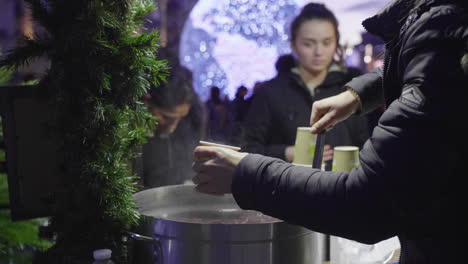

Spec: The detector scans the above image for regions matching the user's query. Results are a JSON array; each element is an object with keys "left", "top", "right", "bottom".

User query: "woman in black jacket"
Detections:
[
  {"left": 241, "top": 3, "right": 369, "bottom": 167},
  {"left": 192, "top": 0, "right": 468, "bottom": 263}
]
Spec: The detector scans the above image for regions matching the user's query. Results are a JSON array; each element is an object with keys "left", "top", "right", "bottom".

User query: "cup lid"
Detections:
[
  {"left": 334, "top": 146, "right": 359, "bottom": 151},
  {"left": 296, "top": 127, "right": 312, "bottom": 131}
]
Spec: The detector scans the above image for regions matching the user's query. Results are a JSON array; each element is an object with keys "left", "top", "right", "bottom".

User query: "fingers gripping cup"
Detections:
[
  {"left": 332, "top": 146, "right": 360, "bottom": 172},
  {"left": 197, "top": 141, "right": 240, "bottom": 161},
  {"left": 292, "top": 127, "right": 317, "bottom": 166}
]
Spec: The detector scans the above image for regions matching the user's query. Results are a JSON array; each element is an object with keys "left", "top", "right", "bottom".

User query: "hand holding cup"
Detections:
[{"left": 192, "top": 141, "right": 247, "bottom": 195}]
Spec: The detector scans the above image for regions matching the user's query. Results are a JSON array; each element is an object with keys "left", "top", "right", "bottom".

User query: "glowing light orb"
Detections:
[{"left": 180, "top": 0, "right": 387, "bottom": 100}]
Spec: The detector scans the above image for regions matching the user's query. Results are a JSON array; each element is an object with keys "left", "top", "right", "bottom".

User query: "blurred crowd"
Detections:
[
  {"left": 135, "top": 3, "right": 383, "bottom": 189},
  {"left": 0, "top": 0, "right": 382, "bottom": 189}
]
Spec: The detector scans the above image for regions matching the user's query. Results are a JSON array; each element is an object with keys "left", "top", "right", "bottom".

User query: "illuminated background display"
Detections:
[{"left": 180, "top": 0, "right": 387, "bottom": 100}]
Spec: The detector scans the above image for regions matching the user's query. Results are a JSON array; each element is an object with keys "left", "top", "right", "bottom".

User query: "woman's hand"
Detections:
[
  {"left": 192, "top": 146, "right": 248, "bottom": 195},
  {"left": 310, "top": 90, "right": 361, "bottom": 134}
]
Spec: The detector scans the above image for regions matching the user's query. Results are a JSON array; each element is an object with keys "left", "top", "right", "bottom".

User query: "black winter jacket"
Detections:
[
  {"left": 134, "top": 96, "right": 206, "bottom": 188},
  {"left": 241, "top": 64, "right": 369, "bottom": 164},
  {"left": 232, "top": 1, "right": 468, "bottom": 263}
]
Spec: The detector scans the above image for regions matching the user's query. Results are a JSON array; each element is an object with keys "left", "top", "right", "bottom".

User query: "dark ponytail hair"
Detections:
[
  {"left": 290, "top": 3, "right": 343, "bottom": 65},
  {"left": 147, "top": 65, "right": 194, "bottom": 109}
]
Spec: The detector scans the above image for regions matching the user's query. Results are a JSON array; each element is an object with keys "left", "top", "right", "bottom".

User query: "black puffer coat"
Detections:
[
  {"left": 134, "top": 96, "right": 206, "bottom": 188},
  {"left": 232, "top": 1, "right": 468, "bottom": 263}
]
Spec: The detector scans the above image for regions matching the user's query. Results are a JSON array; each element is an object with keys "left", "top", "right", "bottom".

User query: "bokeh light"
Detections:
[{"left": 180, "top": 0, "right": 387, "bottom": 100}]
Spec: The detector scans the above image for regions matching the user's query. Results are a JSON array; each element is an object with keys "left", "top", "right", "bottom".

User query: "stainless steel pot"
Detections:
[{"left": 132, "top": 185, "right": 325, "bottom": 264}]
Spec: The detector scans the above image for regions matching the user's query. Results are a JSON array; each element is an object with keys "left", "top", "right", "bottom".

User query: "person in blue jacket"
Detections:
[{"left": 192, "top": 0, "right": 468, "bottom": 263}]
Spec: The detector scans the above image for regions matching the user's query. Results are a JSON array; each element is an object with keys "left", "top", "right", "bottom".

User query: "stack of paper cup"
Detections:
[
  {"left": 332, "top": 146, "right": 359, "bottom": 172},
  {"left": 292, "top": 127, "right": 317, "bottom": 166}
]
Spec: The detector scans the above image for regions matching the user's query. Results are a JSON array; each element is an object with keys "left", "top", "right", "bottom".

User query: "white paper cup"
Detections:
[
  {"left": 197, "top": 141, "right": 240, "bottom": 161},
  {"left": 199, "top": 141, "right": 240, "bottom": 151},
  {"left": 332, "top": 146, "right": 359, "bottom": 172},
  {"left": 292, "top": 127, "right": 317, "bottom": 166}
]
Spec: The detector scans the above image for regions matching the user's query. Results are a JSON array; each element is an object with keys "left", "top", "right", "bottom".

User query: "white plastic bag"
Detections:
[{"left": 330, "top": 236, "right": 400, "bottom": 264}]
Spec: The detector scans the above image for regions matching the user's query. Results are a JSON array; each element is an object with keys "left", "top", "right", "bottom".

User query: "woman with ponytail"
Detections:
[{"left": 241, "top": 3, "right": 368, "bottom": 169}]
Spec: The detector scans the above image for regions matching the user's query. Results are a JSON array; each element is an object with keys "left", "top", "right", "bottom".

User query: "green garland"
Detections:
[
  {"left": 0, "top": 171, "right": 53, "bottom": 257},
  {"left": 0, "top": 0, "right": 167, "bottom": 262},
  {"left": 0, "top": 68, "right": 11, "bottom": 85}
]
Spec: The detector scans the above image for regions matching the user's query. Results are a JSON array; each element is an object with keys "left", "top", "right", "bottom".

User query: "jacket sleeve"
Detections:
[
  {"left": 232, "top": 152, "right": 396, "bottom": 244},
  {"left": 240, "top": 86, "right": 288, "bottom": 159},
  {"left": 347, "top": 114, "right": 370, "bottom": 150},
  {"left": 346, "top": 67, "right": 384, "bottom": 114}
]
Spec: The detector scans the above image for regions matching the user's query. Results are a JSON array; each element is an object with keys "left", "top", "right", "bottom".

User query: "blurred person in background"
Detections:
[
  {"left": 274, "top": 53, "right": 296, "bottom": 75},
  {"left": 247, "top": 80, "right": 267, "bottom": 104},
  {"left": 192, "top": 0, "right": 468, "bottom": 262},
  {"left": 241, "top": 3, "right": 369, "bottom": 169},
  {"left": 134, "top": 64, "right": 206, "bottom": 188},
  {"left": 205, "top": 85, "right": 231, "bottom": 143},
  {"left": 230, "top": 85, "right": 250, "bottom": 145}
]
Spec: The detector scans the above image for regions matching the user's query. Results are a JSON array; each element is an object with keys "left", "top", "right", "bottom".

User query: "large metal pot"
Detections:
[{"left": 132, "top": 185, "right": 325, "bottom": 264}]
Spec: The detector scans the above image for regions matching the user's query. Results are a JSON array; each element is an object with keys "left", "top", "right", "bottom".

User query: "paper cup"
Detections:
[
  {"left": 292, "top": 127, "right": 317, "bottom": 165},
  {"left": 197, "top": 141, "right": 240, "bottom": 161},
  {"left": 199, "top": 141, "right": 240, "bottom": 151},
  {"left": 332, "top": 146, "right": 359, "bottom": 172}
]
